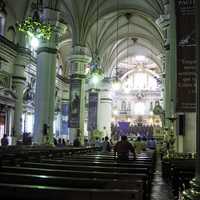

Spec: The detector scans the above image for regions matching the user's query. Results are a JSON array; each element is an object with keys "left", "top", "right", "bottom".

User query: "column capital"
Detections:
[
  {"left": 15, "top": 46, "right": 31, "bottom": 65},
  {"left": 88, "top": 88, "right": 101, "bottom": 93},
  {"left": 69, "top": 46, "right": 91, "bottom": 64},
  {"left": 68, "top": 46, "right": 91, "bottom": 75},
  {"left": 36, "top": 8, "right": 60, "bottom": 49},
  {"left": 68, "top": 54, "right": 91, "bottom": 65}
]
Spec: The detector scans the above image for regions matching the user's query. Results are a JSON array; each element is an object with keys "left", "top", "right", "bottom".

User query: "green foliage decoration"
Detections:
[
  {"left": 90, "top": 66, "right": 104, "bottom": 76},
  {"left": 18, "top": 17, "right": 53, "bottom": 40},
  {"left": 91, "top": 129, "right": 103, "bottom": 140}
]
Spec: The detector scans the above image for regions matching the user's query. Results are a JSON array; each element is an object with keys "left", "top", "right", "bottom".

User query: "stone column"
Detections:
[
  {"left": 156, "top": 2, "right": 179, "bottom": 154},
  {"left": 164, "top": 26, "right": 172, "bottom": 127},
  {"left": 156, "top": 6, "right": 172, "bottom": 128},
  {"left": 5, "top": 108, "right": 12, "bottom": 136},
  {"left": 13, "top": 46, "right": 30, "bottom": 141},
  {"left": 33, "top": 9, "right": 59, "bottom": 145},
  {"left": 97, "top": 79, "right": 112, "bottom": 138},
  {"left": 87, "top": 88, "right": 100, "bottom": 141},
  {"left": 169, "top": 0, "right": 177, "bottom": 116},
  {"left": 61, "top": 89, "right": 70, "bottom": 139},
  {"left": 68, "top": 46, "right": 91, "bottom": 145}
]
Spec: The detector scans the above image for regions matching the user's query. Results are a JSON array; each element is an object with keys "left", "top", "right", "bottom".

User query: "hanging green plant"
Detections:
[
  {"left": 90, "top": 67, "right": 104, "bottom": 76},
  {"left": 17, "top": 17, "right": 53, "bottom": 40}
]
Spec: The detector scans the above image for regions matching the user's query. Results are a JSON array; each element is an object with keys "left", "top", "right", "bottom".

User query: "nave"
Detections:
[
  {"left": 0, "top": 0, "right": 200, "bottom": 199},
  {"left": 0, "top": 145, "right": 156, "bottom": 200}
]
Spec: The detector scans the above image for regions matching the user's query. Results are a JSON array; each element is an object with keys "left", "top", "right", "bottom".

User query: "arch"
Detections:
[{"left": 7, "top": 26, "right": 16, "bottom": 42}]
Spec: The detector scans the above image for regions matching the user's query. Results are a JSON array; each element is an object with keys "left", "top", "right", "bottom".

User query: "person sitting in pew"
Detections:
[
  {"left": 57, "top": 138, "right": 65, "bottom": 147},
  {"left": 101, "top": 136, "right": 111, "bottom": 152},
  {"left": 114, "top": 135, "right": 136, "bottom": 161}
]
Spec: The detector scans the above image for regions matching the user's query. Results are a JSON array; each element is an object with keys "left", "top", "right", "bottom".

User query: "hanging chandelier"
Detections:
[
  {"left": 122, "top": 13, "right": 132, "bottom": 94},
  {"left": 17, "top": 1, "right": 53, "bottom": 41},
  {"left": 89, "top": 0, "right": 104, "bottom": 85},
  {"left": 112, "top": 0, "right": 121, "bottom": 91}
]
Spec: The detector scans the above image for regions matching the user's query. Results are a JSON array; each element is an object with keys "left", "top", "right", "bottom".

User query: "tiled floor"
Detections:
[{"left": 150, "top": 157, "right": 175, "bottom": 200}]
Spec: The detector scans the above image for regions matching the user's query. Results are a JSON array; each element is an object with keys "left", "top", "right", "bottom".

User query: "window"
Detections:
[
  {"left": 121, "top": 100, "right": 126, "bottom": 111},
  {"left": 0, "top": 12, "right": 6, "bottom": 36}
]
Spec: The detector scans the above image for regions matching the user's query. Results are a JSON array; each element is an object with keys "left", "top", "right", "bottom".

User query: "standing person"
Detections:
[
  {"left": 114, "top": 135, "right": 136, "bottom": 161},
  {"left": 147, "top": 137, "right": 156, "bottom": 149},
  {"left": 134, "top": 136, "right": 146, "bottom": 154},
  {"left": 53, "top": 137, "right": 58, "bottom": 146},
  {"left": 1, "top": 134, "right": 9, "bottom": 146},
  {"left": 57, "top": 138, "right": 65, "bottom": 147},
  {"left": 73, "top": 137, "right": 81, "bottom": 147},
  {"left": 94, "top": 137, "right": 101, "bottom": 148},
  {"left": 62, "top": 138, "right": 66, "bottom": 146},
  {"left": 101, "top": 136, "right": 111, "bottom": 152}
]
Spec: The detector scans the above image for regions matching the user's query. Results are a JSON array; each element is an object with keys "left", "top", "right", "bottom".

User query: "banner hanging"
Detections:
[
  {"left": 87, "top": 92, "right": 98, "bottom": 131},
  {"left": 69, "top": 79, "right": 81, "bottom": 128},
  {"left": 176, "top": 0, "right": 196, "bottom": 112}
]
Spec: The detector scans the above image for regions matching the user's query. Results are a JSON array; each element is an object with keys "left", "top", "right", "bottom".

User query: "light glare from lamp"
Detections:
[
  {"left": 31, "top": 37, "right": 39, "bottom": 49},
  {"left": 134, "top": 102, "right": 145, "bottom": 115},
  {"left": 112, "top": 81, "right": 121, "bottom": 91},
  {"left": 91, "top": 74, "right": 100, "bottom": 85},
  {"left": 113, "top": 109, "right": 118, "bottom": 116}
]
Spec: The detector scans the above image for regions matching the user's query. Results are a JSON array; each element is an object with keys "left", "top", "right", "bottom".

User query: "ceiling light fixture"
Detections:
[{"left": 112, "top": 0, "right": 121, "bottom": 91}]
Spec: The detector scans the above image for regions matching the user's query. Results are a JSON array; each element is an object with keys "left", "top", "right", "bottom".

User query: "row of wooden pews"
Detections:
[
  {"left": 162, "top": 157, "right": 195, "bottom": 198},
  {"left": 0, "top": 146, "right": 155, "bottom": 200},
  {"left": 0, "top": 145, "right": 97, "bottom": 165}
]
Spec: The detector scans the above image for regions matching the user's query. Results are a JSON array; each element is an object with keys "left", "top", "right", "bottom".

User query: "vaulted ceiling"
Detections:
[{"left": 4, "top": 0, "right": 167, "bottom": 78}]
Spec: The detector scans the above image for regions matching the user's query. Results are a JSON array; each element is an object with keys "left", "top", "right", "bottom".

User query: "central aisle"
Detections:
[{"left": 150, "top": 156, "right": 174, "bottom": 200}]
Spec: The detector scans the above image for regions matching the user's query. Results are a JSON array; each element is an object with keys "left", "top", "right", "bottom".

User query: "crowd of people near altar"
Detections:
[
  {"left": 1, "top": 124, "right": 157, "bottom": 161},
  {"left": 111, "top": 123, "right": 155, "bottom": 140},
  {"left": 92, "top": 135, "right": 156, "bottom": 153}
]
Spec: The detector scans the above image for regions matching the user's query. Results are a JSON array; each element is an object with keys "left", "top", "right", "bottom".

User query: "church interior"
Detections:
[{"left": 0, "top": 0, "right": 200, "bottom": 199}]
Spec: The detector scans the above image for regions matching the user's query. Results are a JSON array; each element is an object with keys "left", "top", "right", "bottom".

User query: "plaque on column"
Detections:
[
  {"left": 176, "top": 0, "right": 196, "bottom": 112},
  {"left": 69, "top": 79, "right": 81, "bottom": 128},
  {"left": 87, "top": 92, "right": 98, "bottom": 131}
]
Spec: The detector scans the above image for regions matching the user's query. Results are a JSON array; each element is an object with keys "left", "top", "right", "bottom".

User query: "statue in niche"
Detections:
[
  {"left": 153, "top": 101, "right": 163, "bottom": 115},
  {"left": 23, "top": 78, "right": 35, "bottom": 102},
  {"left": 71, "top": 92, "right": 80, "bottom": 115}
]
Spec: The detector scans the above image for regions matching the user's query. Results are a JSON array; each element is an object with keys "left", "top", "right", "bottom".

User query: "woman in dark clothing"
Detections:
[{"left": 114, "top": 135, "right": 136, "bottom": 161}]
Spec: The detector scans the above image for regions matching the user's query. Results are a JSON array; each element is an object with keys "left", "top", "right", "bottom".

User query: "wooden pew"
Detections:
[
  {"left": 0, "top": 183, "right": 141, "bottom": 200},
  {"left": 0, "top": 146, "right": 98, "bottom": 166},
  {"left": 0, "top": 165, "right": 149, "bottom": 199},
  {"left": 40, "top": 158, "right": 153, "bottom": 170},
  {"left": 0, "top": 148, "right": 155, "bottom": 200},
  {"left": 162, "top": 159, "right": 195, "bottom": 197},
  {"left": 21, "top": 162, "right": 150, "bottom": 175},
  {"left": 0, "top": 171, "right": 144, "bottom": 190}
]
